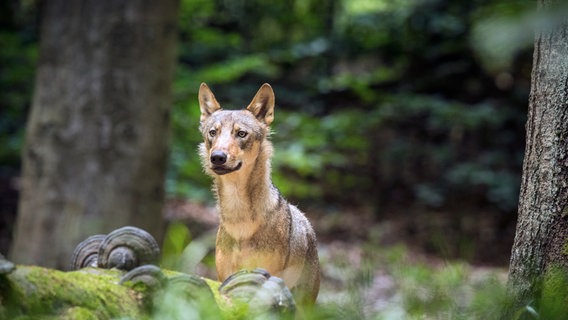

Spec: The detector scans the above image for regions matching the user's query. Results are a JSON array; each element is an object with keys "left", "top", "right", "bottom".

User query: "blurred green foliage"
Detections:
[
  {"left": 161, "top": 222, "right": 192, "bottom": 270},
  {"left": 168, "top": 0, "right": 532, "bottom": 215},
  {"left": 1, "top": 0, "right": 533, "bottom": 214}
]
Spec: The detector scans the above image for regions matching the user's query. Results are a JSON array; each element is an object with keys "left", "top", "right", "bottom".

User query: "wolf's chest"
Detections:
[
  {"left": 228, "top": 245, "right": 284, "bottom": 270},
  {"left": 216, "top": 235, "right": 288, "bottom": 283},
  {"left": 221, "top": 220, "right": 260, "bottom": 241}
]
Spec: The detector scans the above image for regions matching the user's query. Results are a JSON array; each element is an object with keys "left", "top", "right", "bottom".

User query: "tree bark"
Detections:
[
  {"left": 507, "top": 0, "right": 568, "bottom": 310},
  {"left": 10, "top": 0, "right": 179, "bottom": 269}
]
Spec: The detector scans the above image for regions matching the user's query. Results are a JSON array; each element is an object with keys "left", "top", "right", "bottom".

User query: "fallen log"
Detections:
[
  {"left": 1, "top": 265, "right": 146, "bottom": 319},
  {"left": 1, "top": 226, "right": 296, "bottom": 319},
  {"left": 0, "top": 261, "right": 294, "bottom": 319}
]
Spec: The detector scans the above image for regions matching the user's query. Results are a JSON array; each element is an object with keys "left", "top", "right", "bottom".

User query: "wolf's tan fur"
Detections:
[{"left": 198, "top": 83, "right": 320, "bottom": 304}]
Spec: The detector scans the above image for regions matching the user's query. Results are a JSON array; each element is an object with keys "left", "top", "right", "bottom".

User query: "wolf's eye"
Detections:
[
  {"left": 209, "top": 129, "right": 216, "bottom": 137},
  {"left": 237, "top": 131, "right": 248, "bottom": 138}
]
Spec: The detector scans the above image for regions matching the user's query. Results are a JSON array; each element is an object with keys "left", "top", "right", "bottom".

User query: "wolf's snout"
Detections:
[{"left": 210, "top": 151, "right": 227, "bottom": 165}]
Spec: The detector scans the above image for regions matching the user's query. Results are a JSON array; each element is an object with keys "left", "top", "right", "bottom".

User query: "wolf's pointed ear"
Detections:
[
  {"left": 199, "top": 83, "right": 222, "bottom": 122},
  {"left": 246, "top": 83, "right": 275, "bottom": 125}
]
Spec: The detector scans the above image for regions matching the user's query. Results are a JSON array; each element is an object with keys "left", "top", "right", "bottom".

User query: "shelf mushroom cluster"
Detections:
[{"left": 71, "top": 226, "right": 296, "bottom": 317}]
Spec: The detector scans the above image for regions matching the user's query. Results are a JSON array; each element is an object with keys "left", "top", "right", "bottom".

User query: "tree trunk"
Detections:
[
  {"left": 10, "top": 0, "right": 179, "bottom": 269},
  {"left": 507, "top": 0, "right": 568, "bottom": 311}
]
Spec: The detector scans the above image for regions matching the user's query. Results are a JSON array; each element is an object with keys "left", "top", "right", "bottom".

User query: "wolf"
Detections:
[{"left": 198, "top": 83, "right": 320, "bottom": 304}]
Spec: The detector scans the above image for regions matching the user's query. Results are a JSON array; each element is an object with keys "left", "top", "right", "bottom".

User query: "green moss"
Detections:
[
  {"left": 202, "top": 277, "right": 238, "bottom": 315},
  {"left": 1, "top": 265, "right": 273, "bottom": 320},
  {"left": 540, "top": 266, "right": 568, "bottom": 318},
  {"left": 201, "top": 278, "right": 255, "bottom": 320},
  {"left": 60, "top": 307, "right": 98, "bottom": 320},
  {"left": 203, "top": 278, "right": 220, "bottom": 299},
  {"left": 1, "top": 266, "right": 143, "bottom": 319}
]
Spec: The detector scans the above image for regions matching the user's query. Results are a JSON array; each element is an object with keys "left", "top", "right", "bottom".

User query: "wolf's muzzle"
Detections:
[{"left": 210, "top": 150, "right": 242, "bottom": 175}]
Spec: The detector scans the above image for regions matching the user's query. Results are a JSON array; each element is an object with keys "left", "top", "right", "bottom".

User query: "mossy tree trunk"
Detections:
[
  {"left": 10, "top": 0, "right": 179, "bottom": 269},
  {"left": 507, "top": 0, "right": 568, "bottom": 313}
]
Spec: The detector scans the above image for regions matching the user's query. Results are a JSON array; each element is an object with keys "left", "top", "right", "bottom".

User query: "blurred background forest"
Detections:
[{"left": 1, "top": 0, "right": 533, "bottom": 271}]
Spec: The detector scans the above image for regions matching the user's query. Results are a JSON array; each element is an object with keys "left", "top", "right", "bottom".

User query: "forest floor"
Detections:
[{"left": 165, "top": 199, "right": 513, "bottom": 319}]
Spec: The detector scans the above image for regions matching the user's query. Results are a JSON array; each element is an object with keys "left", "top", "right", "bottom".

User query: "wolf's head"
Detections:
[{"left": 198, "top": 83, "right": 275, "bottom": 176}]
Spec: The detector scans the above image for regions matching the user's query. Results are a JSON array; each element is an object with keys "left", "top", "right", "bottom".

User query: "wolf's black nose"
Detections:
[{"left": 210, "top": 151, "right": 227, "bottom": 165}]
